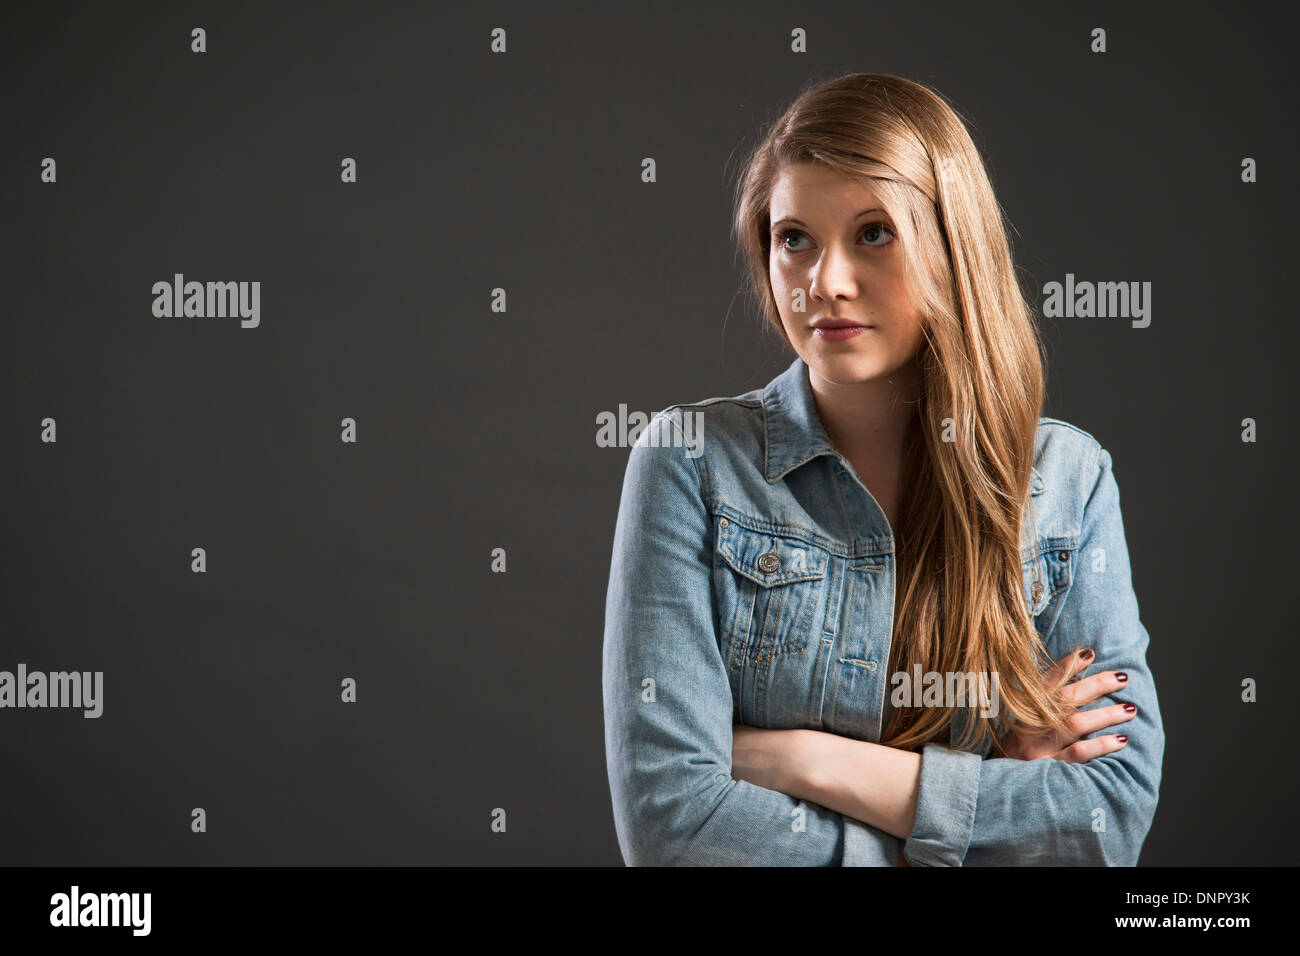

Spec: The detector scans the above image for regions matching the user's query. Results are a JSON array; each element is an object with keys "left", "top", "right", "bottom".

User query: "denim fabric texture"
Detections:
[{"left": 602, "top": 355, "right": 1164, "bottom": 866}]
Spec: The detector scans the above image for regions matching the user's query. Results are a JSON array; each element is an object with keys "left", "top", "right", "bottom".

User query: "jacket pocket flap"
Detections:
[{"left": 717, "top": 519, "right": 829, "bottom": 587}]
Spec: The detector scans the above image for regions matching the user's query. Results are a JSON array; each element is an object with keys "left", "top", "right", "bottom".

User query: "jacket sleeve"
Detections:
[
  {"left": 902, "top": 445, "right": 1165, "bottom": 866},
  {"left": 602, "top": 409, "right": 900, "bottom": 866}
]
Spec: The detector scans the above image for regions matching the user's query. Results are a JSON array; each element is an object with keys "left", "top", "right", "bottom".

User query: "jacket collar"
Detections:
[{"left": 762, "top": 356, "right": 1045, "bottom": 496}]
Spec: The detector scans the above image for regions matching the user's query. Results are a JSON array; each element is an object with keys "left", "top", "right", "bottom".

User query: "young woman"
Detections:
[{"left": 601, "top": 73, "right": 1164, "bottom": 866}]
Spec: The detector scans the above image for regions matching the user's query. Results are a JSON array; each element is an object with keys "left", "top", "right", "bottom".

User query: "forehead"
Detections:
[{"left": 769, "top": 162, "right": 883, "bottom": 217}]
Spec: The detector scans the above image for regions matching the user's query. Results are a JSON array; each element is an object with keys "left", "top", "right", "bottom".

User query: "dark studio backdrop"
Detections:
[{"left": 1, "top": 0, "right": 1295, "bottom": 866}]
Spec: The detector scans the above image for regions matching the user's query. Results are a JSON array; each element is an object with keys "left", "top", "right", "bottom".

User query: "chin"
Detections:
[{"left": 805, "top": 349, "right": 893, "bottom": 384}]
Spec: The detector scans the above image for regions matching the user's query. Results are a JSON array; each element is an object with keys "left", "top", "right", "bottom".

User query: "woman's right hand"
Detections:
[{"left": 999, "top": 648, "right": 1137, "bottom": 763}]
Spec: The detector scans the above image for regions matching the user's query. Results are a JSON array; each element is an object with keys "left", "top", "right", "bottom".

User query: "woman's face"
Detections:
[{"left": 768, "top": 162, "right": 927, "bottom": 389}]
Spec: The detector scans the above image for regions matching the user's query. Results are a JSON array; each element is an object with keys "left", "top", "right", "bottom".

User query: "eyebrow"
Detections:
[{"left": 770, "top": 208, "right": 887, "bottom": 230}]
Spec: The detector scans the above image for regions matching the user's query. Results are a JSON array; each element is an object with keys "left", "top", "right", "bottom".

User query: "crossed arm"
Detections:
[
  {"left": 604, "top": 415, "right": 1163, "bottom": 865},
  {"left": 731, "top": 655, "right": 1139, "bottom": 857},
  {"left": 731, "top": 726, "right": 922, "bottom": 838}
]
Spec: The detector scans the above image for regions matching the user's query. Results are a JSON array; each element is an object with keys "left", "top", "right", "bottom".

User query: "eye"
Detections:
[
  {"left": 861, "top": 222, "right": 896, "bottom": 246},
  {"left": 773, "top": 222, "right": 896, "bottom": 252},
  {"left": 774, "top": 228, "right": 808, "bottom": 252}
]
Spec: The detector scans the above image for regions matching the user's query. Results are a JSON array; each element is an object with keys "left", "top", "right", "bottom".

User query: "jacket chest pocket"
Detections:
[
  {"left": 1022, "top": 544, "right": 1076, "bottom": 632},
  {"left": 714, "top": 515, "right": 830, "bottom": 665}
]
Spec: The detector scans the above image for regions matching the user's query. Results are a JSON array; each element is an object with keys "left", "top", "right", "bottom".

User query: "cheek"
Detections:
[
  {"left": 901, "top": 311, "right": 929, "bottom": 355},
  {"left": 881, "top": 273, "right": 923, "bottom": 326},
  {"left": 769, "top": 269, "right": 793, "bottom": 318},
  {"left": 768, "top": 261, "right": 785, "bottom": 296}
]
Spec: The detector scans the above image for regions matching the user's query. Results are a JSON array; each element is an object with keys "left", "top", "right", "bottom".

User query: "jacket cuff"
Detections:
[
  {"left": 842, "top": 818, "right": 901, "bottom": 866},
  {"left": 902, "top": 743, "right": 982, "bottom": 866}
]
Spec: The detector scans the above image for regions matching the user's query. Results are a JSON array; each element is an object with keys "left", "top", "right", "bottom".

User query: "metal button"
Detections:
[
  {"left": 758, "top": 551, "right": 781, "bottom": 573},
  {"left": 719, "top": 517, "right": 729, "bottom": 528},
  {"left": 1059, "top": 551, "right": 1069, "bottom": 562}
]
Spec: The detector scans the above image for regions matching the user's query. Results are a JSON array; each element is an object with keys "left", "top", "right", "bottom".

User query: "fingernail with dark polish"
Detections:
[
  {"left": 1079, "top": 649, "right": 1094, "bottom": 661},
  {"left": 1115, "top": 672, "right": 1128, "bottom": 682},
  {"left": 1117, "top": 735, "right": 1128, "bottom": 743},
  {"left": 1123, "top": 703, "right": 1137, "bottom": 713}
]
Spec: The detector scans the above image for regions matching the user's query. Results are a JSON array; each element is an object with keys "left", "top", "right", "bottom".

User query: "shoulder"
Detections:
[
  {"left": 622, "top": 385, "right": 774, "bottom": 514},
  {"left": 637, "top": 384, "right": 767, "bottom": 453},
  {"left": 1029, "top": 416, "right": 1102, "bottom": 468},
  {"left": 1034, "top": 417, "right": 1105, "bottom": 473},
  {"left": 1030, "top": 416, "right": 1116, "bottom": 540}
]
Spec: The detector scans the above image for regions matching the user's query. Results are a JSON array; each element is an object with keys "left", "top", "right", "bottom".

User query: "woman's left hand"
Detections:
[{"left": 730, "top": 724, "right": 806, "bottom": 793}]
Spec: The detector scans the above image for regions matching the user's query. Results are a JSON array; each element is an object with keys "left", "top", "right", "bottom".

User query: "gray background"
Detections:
[{"left": 1, "top": 0, "right": 1295, "bottom": 865}]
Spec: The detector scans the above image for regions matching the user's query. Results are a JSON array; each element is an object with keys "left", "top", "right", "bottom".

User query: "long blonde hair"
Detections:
[{"left": 731, "top": 73, "right": 1080, "bottom": 754}]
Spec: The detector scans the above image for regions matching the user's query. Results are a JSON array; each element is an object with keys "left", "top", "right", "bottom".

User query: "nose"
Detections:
[{"left": 808, "top": 244, "right": 858, "bottom": 302}]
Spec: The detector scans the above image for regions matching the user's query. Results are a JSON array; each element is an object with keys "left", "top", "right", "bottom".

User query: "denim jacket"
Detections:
[{"left": 602, "top": 355, "right": 1164, "bottom": 866}]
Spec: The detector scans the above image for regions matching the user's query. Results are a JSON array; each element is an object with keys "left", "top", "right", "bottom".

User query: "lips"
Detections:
[
  {"left": 810, "top": 318, "right": 871, "bottom": 330},
  {"left": 811, "top": 322, "right": 871, "bottom": 342}
]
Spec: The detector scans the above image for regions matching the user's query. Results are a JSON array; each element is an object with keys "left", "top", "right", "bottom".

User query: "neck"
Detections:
[{"left": 807, "top": 358, "right": 922, "bottom": 463}]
